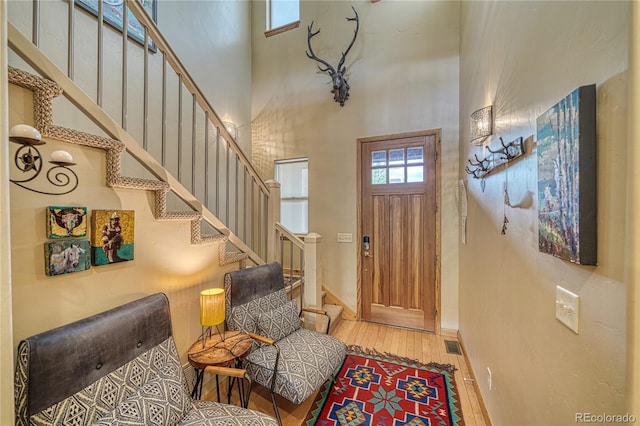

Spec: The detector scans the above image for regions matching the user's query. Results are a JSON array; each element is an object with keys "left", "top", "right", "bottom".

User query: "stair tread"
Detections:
[
  {"left": 308, "top": 303, "right": 343, "bottom": 334},
  {"left": 157, "top": 212, "right": 202, "bottom": 221},
  {"left": 199, "top": 234, "right": 227, "bottom": 243},
  {"left": 323, "top": 303, "right": 343, "bottom": 319}
]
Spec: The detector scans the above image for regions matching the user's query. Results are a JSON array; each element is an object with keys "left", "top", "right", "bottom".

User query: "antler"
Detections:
[
  {"left": 337, "top": 6, "right": 360, "bottom": 72},
  {"left": 306, "top": 7, "right": 360, "bottom": 106},
  {"left": 306, "top": 22, "right": 336, "bottom": 75},
  {"left": 468, "top": 154, "right": 489, "bottom": 170}
]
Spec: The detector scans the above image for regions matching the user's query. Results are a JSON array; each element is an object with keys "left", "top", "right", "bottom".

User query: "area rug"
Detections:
[{"left": 303, "top": 345, "right": 464, "bottom": 426}]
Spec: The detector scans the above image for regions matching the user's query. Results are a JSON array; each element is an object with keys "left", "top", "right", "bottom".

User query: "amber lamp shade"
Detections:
[{"left": 200, "top": 288, "right": 225, "bottom": 327}]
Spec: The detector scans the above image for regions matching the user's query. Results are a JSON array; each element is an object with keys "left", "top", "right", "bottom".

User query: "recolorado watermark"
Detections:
[{"left": 576, "top": 413, "right": 636, "bottom": 423}]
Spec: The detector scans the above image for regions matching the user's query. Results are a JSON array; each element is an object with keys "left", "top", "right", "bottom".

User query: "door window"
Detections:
[{"left": 370, "top": 146, "right": 424, "bottom": 185}]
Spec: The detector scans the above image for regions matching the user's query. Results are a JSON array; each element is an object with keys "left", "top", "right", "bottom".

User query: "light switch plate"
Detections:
[
  {"left": 337, "top": 233, "right": 352, "bottom": 243},
  {"left": 556, "top": 285, "right": 579, "bottom": 334}
]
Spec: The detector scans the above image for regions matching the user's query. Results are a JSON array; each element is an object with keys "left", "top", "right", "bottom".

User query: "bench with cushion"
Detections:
[{"left": 14, "top": 292, "right": 278, "bottom": 426}]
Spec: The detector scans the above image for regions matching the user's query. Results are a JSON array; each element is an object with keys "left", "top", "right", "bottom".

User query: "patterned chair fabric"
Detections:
[
  {"left": 244, "top": 328, "right": 347, "bottom": 404},
  {"left": 14, "top": 293, "right": 278, "bottom": 426},
  {"left": 224, "top": 262, "right": 347, "bottom": 406}
]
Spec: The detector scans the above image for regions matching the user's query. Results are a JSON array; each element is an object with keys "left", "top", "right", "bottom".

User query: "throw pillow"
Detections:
[
  {"left": 91, "top": 364, "right": 191, "bottom": 426},
  {"left": 257, "top": 299, "right": 300, "bottom": 342}
]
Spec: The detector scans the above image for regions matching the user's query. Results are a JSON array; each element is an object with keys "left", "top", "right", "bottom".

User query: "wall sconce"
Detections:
[
  {"left": 9, "top": 124, "right": 78, "bottom": 195},
  {"left": 222, "top": 121, "right": 238, "bottom": 140},
  {"left": 470, "top": 105, "right": 493, "bottom": 145},
  {"left": 199, "top": 288, "right": 226, "bottom": 348}
]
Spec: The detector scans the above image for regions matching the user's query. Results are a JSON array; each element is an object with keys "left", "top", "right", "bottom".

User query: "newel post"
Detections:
[
  {"left": 265, "top": 179, "right": 281, "bottom": 263},
  {"left": 304, "top": 232, "right": 322, "bottom": 309}
]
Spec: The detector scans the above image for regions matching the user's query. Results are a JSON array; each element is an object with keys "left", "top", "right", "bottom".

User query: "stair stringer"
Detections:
[{"left": 8, "top": 66, "right": 247, "bottom": 269}]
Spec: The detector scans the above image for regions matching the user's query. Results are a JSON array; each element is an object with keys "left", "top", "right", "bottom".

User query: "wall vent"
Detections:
[{"left": 444, "top": 340, "right": 462, "bottom": 355}]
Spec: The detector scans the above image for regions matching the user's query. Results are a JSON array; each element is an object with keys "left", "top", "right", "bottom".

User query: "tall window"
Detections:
[
  {"left": 275, "top": 158, "right": 308, "bottom": 235},
  {"left": 267, "top": 0, "right": 299, "bottom": 31}
]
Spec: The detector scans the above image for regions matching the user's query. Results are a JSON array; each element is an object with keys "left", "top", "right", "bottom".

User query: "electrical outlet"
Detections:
[
  {"left": 487, "top": 367, "right": 492, "bottom": 390},
  {"left": 337, "top": 233, "right": 352, "bottom": 243},
  {"left": 556, "top": 285, "right": 579, "bottom": 334}
]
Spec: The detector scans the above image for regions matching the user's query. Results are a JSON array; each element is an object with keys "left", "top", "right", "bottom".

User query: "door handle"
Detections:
[{"left": 363, "top": 251, "right": 373, "bottom": 258}]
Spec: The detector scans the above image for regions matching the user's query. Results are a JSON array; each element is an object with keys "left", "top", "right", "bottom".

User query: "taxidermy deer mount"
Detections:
[{"left": 306, "top": 6, "right": 360, "bottom": 107}]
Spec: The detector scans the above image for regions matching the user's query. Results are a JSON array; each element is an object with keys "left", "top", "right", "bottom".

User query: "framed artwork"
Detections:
[
  {"left": 46, "top": 206, "right": 87, "bottom": 238},
  {"left": 76, "top": 0, "right": 157, "bottom": 51},
  {"left": 91, "top": 210, "right": 135, "bottom": 266},
  {"left": 537, "top": 84, "right": 597, "bottom": 265},
  {"left": 45, "top": 239, "right": 91, "bottom": 276}
]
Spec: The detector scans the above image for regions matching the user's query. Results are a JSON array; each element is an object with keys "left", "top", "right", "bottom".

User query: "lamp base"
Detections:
[{"left": 198, "top": 325, "right": 226, "bottom": 349}]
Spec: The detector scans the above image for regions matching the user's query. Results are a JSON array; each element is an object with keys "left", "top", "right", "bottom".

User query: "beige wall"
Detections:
[
  {"left": 7, "top": 82, "right": 241, "bottom": 361},
  {"left": 251, "top": 0, "right": 461, "bottom": 329},
  {"left": 459, "top": 1, "right": 629, "bottom": 423},
  {"left": 1, "top": 2, "right": 16, "bottom": 423},
  {"left": 627, "top": 1, "right": 639, "bottom": 413},
  {"left": 5, "top": 0, "right": 252, "bottom": 367},
  {"left": 158, "top": 1, "right": 252, "bottom": 155}
]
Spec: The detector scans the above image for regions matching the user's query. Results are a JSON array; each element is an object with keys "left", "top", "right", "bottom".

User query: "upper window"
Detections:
[
  {"left": 266, "top": 0, "right": 300, "bottom": 36},
  {"left": 275, "top": 158, "right": 308, "bottom": 234}
]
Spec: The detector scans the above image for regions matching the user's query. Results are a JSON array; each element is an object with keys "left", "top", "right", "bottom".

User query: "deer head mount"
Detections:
[{"left": 306, "top": 7, "right": 360, "bottom": 107}]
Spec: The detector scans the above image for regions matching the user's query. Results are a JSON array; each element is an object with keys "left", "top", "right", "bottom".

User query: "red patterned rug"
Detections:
[{"left": 303, "top": 345, "right": 464, "bottom": 426}]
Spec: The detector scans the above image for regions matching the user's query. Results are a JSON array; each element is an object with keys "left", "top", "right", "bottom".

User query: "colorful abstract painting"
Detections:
[
  {"left": 45, "top": 239, "right": 91, "bottom": 276},
  {"left": 91, "top": 210, "right": 135, "bottom": 266},
  {"left": 537, "top": 85, "right": 597, "bottom": 265},
  {"left": 46, "top": 206, "right": 87, "bottom": 238}
]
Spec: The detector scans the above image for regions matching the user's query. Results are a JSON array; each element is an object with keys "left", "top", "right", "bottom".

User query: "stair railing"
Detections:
[
  {"left": 275, "top": 222, "right": 305, "bottom": 295},
  {"left": 8, "top": 0, "right": 270, "bottom": 263},
  {"left": 266, "top": 181, "right": 318, "bottom": 311}
]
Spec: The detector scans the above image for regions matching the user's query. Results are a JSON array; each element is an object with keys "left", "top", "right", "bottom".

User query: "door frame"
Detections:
[{"left": 356, "top": 129, "right": 442, "bottom": 334}]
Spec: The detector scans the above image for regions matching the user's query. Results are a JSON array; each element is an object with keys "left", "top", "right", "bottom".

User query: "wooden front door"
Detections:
[{"left": 359, "top": 130, "right": 439, "bottom": 331}]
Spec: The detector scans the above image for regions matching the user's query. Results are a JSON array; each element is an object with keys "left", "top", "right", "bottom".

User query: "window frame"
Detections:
[
  {"left": 275, "top": 157, "right": 309, "bottom": 235},
  {"left": 370, "top": 145, "right": 426, "bottom": 186},
  {"left": 265, "top": 0, "right": 300, "bottom": 37}
]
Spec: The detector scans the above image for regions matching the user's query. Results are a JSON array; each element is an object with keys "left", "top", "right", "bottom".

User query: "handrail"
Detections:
[
  {"left": 275, "top": 223, "right": 304, "bottom": 250},
  {"left": 7, "top": 22, "right": 263, "bottom": 266},
  {"left": 124, "top": 0, "right": 269, "bottom": 195},
  {"left": 7, "top": 0, "right": 322, "bottom": 273},
  {"left": 8, "top": 0, "right": 276, "bottom": 262}
]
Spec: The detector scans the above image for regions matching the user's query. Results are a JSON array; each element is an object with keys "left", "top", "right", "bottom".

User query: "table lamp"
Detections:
[{"left": 200, "top": 288, "right": 225, "bottom": 347}]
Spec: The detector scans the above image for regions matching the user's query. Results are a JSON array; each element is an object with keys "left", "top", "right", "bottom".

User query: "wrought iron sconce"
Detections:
[
  {"left": 9, "top": 124, "right": 78, "bottom": 195},
  {"left": 470, "top": 105, "right": 493, "bottom": 145}
]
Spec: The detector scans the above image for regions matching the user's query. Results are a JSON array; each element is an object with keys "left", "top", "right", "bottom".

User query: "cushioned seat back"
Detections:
[
  {"left": 224, "top": 262, "right": 288, "bottom": 335},
  {"left": 14, "top": 293, "right": 174, "bottom": 425}
]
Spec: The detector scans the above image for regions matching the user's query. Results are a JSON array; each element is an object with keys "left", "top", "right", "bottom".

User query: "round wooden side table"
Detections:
[{"left": 187, "top": 330, "right": 252, "bottom": 405}]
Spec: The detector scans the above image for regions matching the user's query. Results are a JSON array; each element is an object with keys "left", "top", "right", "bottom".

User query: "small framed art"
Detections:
[
  {"left": 91, "top": 210, "right": 135, "bottom": 265},
  {"left": 46, "top": 206, "right": 87, "bottom": 238},
  {"left": 45, "top": 239, "right": 91, "bottom": 276}
]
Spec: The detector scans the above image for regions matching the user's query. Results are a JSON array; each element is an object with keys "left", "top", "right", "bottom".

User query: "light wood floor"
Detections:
[{"left": 209, "top": 320, "right": 488, "bottom": 425}]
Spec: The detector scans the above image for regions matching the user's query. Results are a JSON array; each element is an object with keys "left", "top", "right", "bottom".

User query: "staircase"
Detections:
[
  {"left": 321, "top": 291, "right": 345, "bottom": 333},
  {"left": 7, "top": 64, "right": 250, "bottom": 269},
  {"left": 7, "top": 0, "right": 269, "bottom": 268},
  {"left": 291, "top": 286, "right": 343, "bottom": 334},
  {"left": 7, "top": 0, "right": 357, "bottom": 333}
]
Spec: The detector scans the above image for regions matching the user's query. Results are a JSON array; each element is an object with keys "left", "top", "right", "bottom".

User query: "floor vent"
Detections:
[{"left": 444, "top": 340, "right": 462, "bottom": 355}]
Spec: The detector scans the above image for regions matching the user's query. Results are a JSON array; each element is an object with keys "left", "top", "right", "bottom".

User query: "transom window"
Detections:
[{"left": 371, "top": 147, "right": 424, "bottom": 185}]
